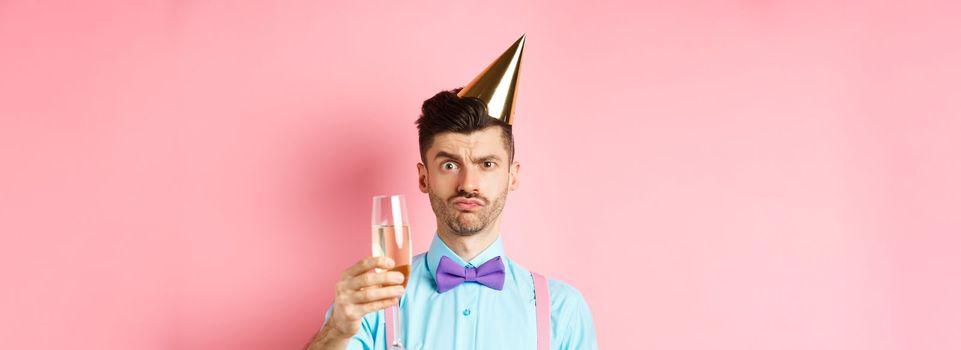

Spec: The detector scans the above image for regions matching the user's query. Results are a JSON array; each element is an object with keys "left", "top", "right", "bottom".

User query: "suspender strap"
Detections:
[{"left": 532, "top": 272, "right": 551, "bottom": 350}]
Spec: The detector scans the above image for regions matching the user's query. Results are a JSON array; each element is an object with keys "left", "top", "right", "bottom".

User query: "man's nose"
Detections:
[{"left": 457, "top": 165, "right": 480, "bottom": 194}]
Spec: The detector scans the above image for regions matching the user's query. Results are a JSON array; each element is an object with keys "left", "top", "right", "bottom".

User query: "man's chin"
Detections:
[
  {"left": 450, "top": 220, "right": 485, "bottom": 236},
  {"left": 452, "top": 228, "right": 483, "bottom": 236}
]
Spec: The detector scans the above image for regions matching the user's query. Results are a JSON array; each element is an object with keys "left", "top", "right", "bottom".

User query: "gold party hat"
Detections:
[{"left": 457, "top": 34, "right": 526, "bottom": 125}]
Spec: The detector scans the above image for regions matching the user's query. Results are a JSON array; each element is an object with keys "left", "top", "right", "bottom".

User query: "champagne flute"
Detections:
[{"left": 372, "top": 195, "right": 412, "bottom": 350}]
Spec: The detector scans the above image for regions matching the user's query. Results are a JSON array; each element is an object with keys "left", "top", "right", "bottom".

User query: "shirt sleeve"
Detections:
[
  {"left": 323, "top": 302, "right": 383, "bottom": 350},
  {"left": 548, "top": 280, "right": 599, "bottom": 350}
]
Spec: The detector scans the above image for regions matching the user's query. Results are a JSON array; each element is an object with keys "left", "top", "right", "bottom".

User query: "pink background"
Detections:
[{"left": 2, "top": 1, "right": 959, "bottom": 349}]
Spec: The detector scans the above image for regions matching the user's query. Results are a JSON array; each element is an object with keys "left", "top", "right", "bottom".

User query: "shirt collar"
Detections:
[{"left": 426, "top": 233, "right": 506, "bottom": 282}]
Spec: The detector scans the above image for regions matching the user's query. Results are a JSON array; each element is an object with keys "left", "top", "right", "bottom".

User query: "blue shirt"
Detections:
[{"left": 324, "top": 234, "right": 598, "bottom": 349}]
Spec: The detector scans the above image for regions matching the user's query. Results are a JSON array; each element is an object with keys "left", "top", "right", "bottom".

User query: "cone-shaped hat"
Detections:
[{"left": 457, "top": 34, "right": 526, "bottom": 125}]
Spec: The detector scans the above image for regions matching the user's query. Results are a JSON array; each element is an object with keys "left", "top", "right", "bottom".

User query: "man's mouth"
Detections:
[{"left": 452, "top": 198, "right": 483, "bottom": 211}]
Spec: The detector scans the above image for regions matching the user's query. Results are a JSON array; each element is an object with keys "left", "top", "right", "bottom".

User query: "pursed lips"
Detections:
[{"left": 451, "top": 198, "right": 484, "bottom": 211}]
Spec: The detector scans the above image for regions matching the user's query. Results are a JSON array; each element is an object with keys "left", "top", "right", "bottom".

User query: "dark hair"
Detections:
[{"left": 416, "top": 88, "right": 515, "bottom": 164}]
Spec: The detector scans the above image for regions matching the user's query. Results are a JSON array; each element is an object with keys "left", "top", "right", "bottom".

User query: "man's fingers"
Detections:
[
  {"left": 347, "top": 271, "right": 405, "bottom": 290},
  {"left": 341, "top": 256, "right": 395, "bottom": 279},
  {"left": 356, "top": 298, "right": 399, "bottom": 316},
  {"left": 350, "top": 285, "right": 405, "bottom": 304}
]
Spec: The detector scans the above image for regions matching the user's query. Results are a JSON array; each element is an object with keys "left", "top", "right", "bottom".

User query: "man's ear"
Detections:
[
  {"left": 417, "top": 163, "right": 429, "bottom": 193},
  {"left": 509, "top": 160, "right": 520, "bottom": 191}
]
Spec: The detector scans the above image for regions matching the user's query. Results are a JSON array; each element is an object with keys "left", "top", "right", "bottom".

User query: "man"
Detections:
[{"left": 306, "top": 35, "right": 597, "bottom": 350}]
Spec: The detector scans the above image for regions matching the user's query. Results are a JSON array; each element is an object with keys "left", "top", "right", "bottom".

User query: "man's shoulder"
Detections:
[
  {"left": 508, "top": 259, "right": 590, "bottom": 312},
  {"left": 546, "top": 278, "right": 589, "bottom": 309},
  {"left": 504, "top": 258, "right": 588, "bottom": 303}
]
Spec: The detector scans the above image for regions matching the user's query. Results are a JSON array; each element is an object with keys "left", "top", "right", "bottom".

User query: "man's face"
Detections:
[{"left": 417, "top": 126, "right": 520, "bottom": 236}]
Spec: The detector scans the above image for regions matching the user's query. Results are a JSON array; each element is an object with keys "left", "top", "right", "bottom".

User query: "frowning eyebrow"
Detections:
[{"left": 433, "top": 151, "right": 503, "bottom": 163}]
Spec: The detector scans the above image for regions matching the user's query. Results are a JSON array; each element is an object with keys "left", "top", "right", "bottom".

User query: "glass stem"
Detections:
[{"left": 391, "top": 305, "right": 403, "bottom": 349}]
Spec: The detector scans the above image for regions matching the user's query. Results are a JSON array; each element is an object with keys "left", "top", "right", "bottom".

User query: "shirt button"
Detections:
[{"left": 462, "top": 308, "right": 471, "bottom": 316}]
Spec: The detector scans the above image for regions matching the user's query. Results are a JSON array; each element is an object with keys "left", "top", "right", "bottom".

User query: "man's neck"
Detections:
[{"left": 437, "top": 224, "right": 500, "bottom": 263}]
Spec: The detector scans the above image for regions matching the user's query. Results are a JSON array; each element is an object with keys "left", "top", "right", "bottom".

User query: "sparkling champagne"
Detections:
[{"left": 372, "top": 224, "right": 412, "bottom": 287}]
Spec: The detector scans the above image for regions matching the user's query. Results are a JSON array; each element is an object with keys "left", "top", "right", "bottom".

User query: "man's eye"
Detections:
[
  {"left": 483, "top": 161, "right": 495, "bottom": 168},
  {"left": 442, "top": 162, "right": 458, "bottom": 170}
]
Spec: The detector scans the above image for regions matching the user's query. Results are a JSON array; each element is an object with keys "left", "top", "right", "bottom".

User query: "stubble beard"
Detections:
[{"left": 428, "top": 186, "right": 508, "bottom": 237}]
